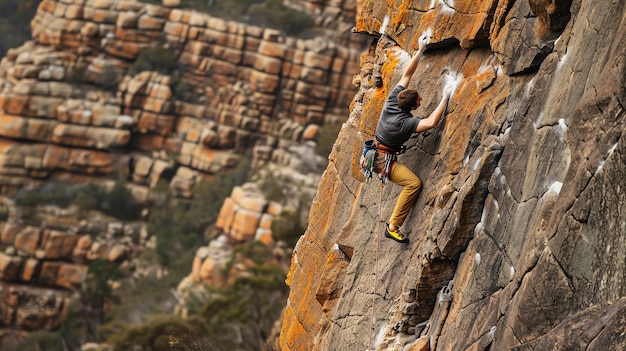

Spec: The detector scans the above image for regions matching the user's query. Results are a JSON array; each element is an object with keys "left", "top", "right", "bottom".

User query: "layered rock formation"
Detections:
[
  {"left": 0, "top": 0, "right": 364, "bottom": 340},
  {"left": 178, "top": 139, "right": 326, "bottom": 315},
  {"left": 0, "top": 0, "right": 363, "bottom": 195},
  {"left": 0, "top": 196, "right": 149, "bottom": 339},
  {"left": 280, "top": 0, "right": 625, "bottom": 350}
]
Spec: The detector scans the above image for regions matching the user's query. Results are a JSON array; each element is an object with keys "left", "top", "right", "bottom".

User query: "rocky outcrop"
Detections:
[
  {"left": 216, "top": 183, "right": 282, "bottom": 244},
  {"left": 178, "top": 139, "right": 325, "bottom": 316},
  {"left": 0, "top": 197, "right": 149, "bottom": 336},
  {"left": 280, "top": 0, "right": 625, "bottom": 350},
  {"left": 0, "top": 0, "right": 362, "bottom": 339},
  {"left": 0, "top": 282, "right": 69, "bottom": 334},
  {"left": 0, "top": 0, "right": 363, "bottom": 195}
]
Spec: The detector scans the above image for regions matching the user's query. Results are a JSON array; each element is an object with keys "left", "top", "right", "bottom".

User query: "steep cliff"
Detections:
[{"left": 280, "top": 0, "right": 625, "bottom": 350}]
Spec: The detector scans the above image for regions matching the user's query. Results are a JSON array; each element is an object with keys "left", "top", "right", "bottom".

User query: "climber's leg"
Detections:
[{"left": 388, "top": 162, "right": 422, "bottom": 229}]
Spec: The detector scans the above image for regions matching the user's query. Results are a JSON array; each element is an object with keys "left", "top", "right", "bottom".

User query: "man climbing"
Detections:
[{"left": 373, "top": 36, "right": 452, "bottom": 243}]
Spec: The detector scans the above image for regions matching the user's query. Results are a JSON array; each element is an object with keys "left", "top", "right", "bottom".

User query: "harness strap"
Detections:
[
  {"left": 361, "top": 139, "right": 406, "bottom": 185},
  {"left": 374, "top": 139, "right": 402, "bottom": 185},
  {"left": 374, "top": 138, "right": 406, "bottom": 155},
  {"left": 380, "top": 152, "right": 396, "bottom": 185}
]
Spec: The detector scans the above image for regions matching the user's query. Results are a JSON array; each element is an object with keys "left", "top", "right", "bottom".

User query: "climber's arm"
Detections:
[
  {"left": 415, "top": 92, "right": 449, "bottom": 132},
  {"left": 397, "top": 35, "right": 430, "bottom": 88},
  {"left": 397, "top": 50, "right": 423, "bottom": 88}
]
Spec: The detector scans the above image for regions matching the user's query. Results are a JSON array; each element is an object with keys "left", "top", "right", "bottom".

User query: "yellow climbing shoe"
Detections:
[{"left": 384, "top": 224, "right": 409, "bottom": 244}]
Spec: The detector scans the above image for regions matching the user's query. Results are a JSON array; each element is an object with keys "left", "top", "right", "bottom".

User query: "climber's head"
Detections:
[{"left": 398, "top": 89, "right": 421, "bottom": 111}]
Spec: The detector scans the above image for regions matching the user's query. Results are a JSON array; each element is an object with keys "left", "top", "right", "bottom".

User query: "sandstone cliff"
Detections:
[
  {"left": 0, "top": 0, "right": 363, "bottom": 194},
  {"left": 0, "top": 0, "right": 364, "bottom": 341},
  {"left": 280, "top": 0, "right": 625, "bottom": 350}
]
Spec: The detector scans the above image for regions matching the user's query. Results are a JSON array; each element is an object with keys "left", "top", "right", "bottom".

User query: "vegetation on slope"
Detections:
[
  {"left": 142, "top": 0, "right": 316, "bottom": 36},
  {"left": 15, "top": 178, "right": 143, "bottom": 224},
  {"left": 6, "top": 154, "right": 301, "bottom": 351},
  {"left": 0, "top": 0, "right": 41, "bottom": 58}
]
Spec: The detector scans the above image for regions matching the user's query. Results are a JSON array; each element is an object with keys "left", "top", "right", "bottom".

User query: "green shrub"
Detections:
[
  {"left": 258, "top": 174, "right": 284, "bottom": 202},
  {"left": 314, "top": 122, "right": 342, "bottom": 157},
  {"left": 152, "top": 0, "right": 315, "bottom": 36},
  {"left": 72, "top": 188, "right": 100, "bottom": 212},
  {"left": 0, "top": 206, "right": 8, "bottom": 221},
  {"left": 177, "top": 0, "right": 261, "bottom": 18},
  {"left": 107, "top": 315, "right": 234, "bottom": 351},
  {"left": 14, "top": 179, "right": 143, "bottom": 222},
  {"left": 16, "top": 181, "right": 77, "bottom": 208},
  {"left": 233, "top": 240, "right": 272, "bottom": 265},
  {"left": 98, "top": 179, "right": 142, "bottom": 221},
  {"left": 171, "top": 77, "right": 194, "bottom": 101},
  {"left": 82, "top": 259, "right": 125, "bottom": 324},
  {"left": 247, "top": 0, "right": 316, "bottom": 36},
  {"left": 84, "top": 259, "right": 124, "bottom": 300},
  {"left": 129, "top": 45, "right": 178, "bottom": 76},
  {"left": 99, "top": 65, "right": 125, "bottom": 91},
  {"left": 67, "top": 65, "right": 88, "bottom": 85},
  {"left": 149, "top": 156, "right": 251, "bottom": 265},
  {"left": 271, "top": 210, "right": 305, "bottom": 247},
  {"left": 200, "top": 263, "right": 287, "bottom": 350},
  {"left": 4, "top": 330, "right": 64, "bottom": 351}
]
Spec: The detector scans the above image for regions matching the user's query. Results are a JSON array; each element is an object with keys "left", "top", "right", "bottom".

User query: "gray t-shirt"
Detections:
[{"left": 375, "top": 85, "right": 420, "bottom": 151}]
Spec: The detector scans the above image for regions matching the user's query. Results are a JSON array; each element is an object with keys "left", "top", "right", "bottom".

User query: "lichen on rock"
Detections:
[{"left": 279, "top": 0, "right": 626, "bottom": 350}]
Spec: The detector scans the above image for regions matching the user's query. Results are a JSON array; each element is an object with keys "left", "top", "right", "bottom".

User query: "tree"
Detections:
[
  {"left": 108, "top": 315, "right": 234, "bottom": 351},
  {"left": 81, "top": 259, "right": 124, "bottom": 341},
  {"left": 200, "top": 249, "right": 288, "bottom": 351},
  {"left": 0, "top": 0, "right": 41, "bottom": 57}
]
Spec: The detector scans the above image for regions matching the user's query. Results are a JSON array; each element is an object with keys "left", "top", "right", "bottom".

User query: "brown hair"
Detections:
[{"left": 398, "top": 89, "right": 420, "bottom": 111}]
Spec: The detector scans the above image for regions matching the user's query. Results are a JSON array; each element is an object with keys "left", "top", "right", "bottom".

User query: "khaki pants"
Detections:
[{"left": 376, "top": 158, "right": 422, "bottom": 227}]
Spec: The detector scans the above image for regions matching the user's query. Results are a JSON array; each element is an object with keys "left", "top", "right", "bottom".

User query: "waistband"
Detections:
[{"left": 375, "top": 138, "right": 402, "bottom": 154}]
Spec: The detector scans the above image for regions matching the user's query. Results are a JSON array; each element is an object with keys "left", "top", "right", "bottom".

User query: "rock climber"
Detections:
[{"left": 371, "top": 35, "right": 452, "bottom": 244}]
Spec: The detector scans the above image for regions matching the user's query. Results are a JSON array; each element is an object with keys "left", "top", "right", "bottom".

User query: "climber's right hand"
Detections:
[
  {"left": 418, "top": 33, "right": 430, "bottom": 52},
  {"left": 442, "top": 84, "right": 453, "bottom": 99}
]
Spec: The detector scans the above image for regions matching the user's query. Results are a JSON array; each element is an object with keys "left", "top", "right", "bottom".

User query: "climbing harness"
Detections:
[
  {"left": 360, "top": 139, "right": 406, "bottom": 185},
  {"left": 379, "top": 152, "right": 396, "bottom": 185}
]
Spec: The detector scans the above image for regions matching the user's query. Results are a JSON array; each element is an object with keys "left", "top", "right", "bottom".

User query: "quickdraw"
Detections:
[{"left": 379, "top": 152, "right": 397, "bottom": 185}]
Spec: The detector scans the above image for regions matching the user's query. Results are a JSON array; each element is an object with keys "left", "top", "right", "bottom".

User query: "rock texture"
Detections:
[
  {"left": 178, "top": 141, "right": 325, "bottom": 314},
  {"left": 0, "top": 196, "right": 148, "bottom": 336},
  {"left": 0, "top": 0, "right": 363, "bottom": 195},
  {"left": 0, "top": 0, "right": 363, "bottom": 340},
  {"left": 280, "top": 0, "right": 625, "bottom": 350}
]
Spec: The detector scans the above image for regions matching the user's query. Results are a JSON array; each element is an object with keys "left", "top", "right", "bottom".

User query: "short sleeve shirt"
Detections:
[{"left": 374, "top": 85, "right": 420, "bottom": 151}]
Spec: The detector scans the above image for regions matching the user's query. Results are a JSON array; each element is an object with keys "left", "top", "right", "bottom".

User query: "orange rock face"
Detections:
[{"left": 280, "top": 0, "right": 626, "bottom": 350}]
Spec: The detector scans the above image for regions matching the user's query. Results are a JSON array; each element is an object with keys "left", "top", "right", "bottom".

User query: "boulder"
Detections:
[
  {"left": 56, "top": 263, "right": 87, "bottom": 290},
  {"left": 0, "top": 253, "right": 22, "bottom": 281},
  {"left": 41, "top": 230, "right": 79, "bottom": 260},
  {"left": 14, "top": 227, "right": 41, "bottom": 255},
  {"left": 229, "top": 209, "right": 261, "bottom": 242}
]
